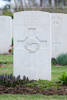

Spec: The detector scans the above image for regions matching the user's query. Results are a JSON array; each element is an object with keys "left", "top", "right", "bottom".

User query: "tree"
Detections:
[
  {"left": 40, "top": 0, "right": 43, "bottom": 7},
  {"left": 49, "top": 0, "right": 51, "bottom": 6},
  {"left": 14, "top": 0, "right": 18, "bottom": 11},
  {"left": 20, "top": 0, "right": 23, "bottom": 10},
  {"left": 23, "top": 0, "right": 38, "bottom": 8},
  {"left": 63, "top": 0, "right": 66, "bottom": 6}
]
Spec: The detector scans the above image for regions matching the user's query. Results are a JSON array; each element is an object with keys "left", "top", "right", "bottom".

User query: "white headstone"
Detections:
[
  {"left": 0, "top": 16, "right": 12, "bottom": 54},
  {"left": 14, "top": 11, "right": 51, "bottom": 80},
  {"left": 52, "top": 13, "right": 67, "bottom": 57}
]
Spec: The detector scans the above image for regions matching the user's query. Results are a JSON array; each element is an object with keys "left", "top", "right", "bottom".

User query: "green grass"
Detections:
[
  {"left": 52, "top": 65, "right": 67, "bottom": 81},
  {"left": 0, "top": 55, "right": 13, "bottom": 75},
  {"left": 0, "top": 55, "right": 67, "bottom": 100},
  {"left": 0, "top": 55, "right": 67, "bottom": 81},
  {"left": 0, "top": 64, "right": 13, "bottom": 75},
  {"left": 0, "top": 95, "right": 67, "bottom": 100},
  {"left": 0, "top": 55, "right": 13, "bottom": 64}
]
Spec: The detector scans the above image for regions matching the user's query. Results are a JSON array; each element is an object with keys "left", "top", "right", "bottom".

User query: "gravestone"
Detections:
[
  {"left": 14, "top": 11, "right": 51, "bottom": 80},
  {"left": 52, "top": 13, "right": 67, "bottom": 57},
  {"left": 0, "top": 16, "right": 12, "bottom": 54}
]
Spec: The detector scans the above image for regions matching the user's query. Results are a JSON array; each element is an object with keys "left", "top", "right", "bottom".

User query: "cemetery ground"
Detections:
[
  {"left": 0, "top": 94, "right": 67, "bottom": 100},
  {"left": 0, "top": 55, "right": 67, "bottom": 100}
]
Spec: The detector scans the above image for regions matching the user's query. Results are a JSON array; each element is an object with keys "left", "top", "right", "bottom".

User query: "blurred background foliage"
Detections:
[{"left": 0, "top": 0, "right": 67, "bottom": 17}]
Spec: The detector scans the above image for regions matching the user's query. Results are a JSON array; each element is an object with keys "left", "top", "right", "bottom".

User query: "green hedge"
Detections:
[
  {"left": 56, "top": 54, "right": 67, "bottom": 66},
  {"left": 3, "top": 10, "right": 13, "bottom": 18}
]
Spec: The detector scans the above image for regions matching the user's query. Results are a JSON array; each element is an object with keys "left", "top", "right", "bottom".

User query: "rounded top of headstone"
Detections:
[
  {"left": 0, "top": 16, "right": 11, "bottom": 20},
  {"left": 14, "top": 11, "right": 50, "bottom": 16}
]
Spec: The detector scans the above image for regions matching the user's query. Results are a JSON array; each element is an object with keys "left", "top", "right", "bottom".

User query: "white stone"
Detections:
[
  {"left": 0, "top": 16, "right": 12, "bottom": 54},
  {"left": 52, "top": 13, "right": 67, "bottom": 57},
  {"left": 13, "top": 11, "right": 51, "bottom": 80}
]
